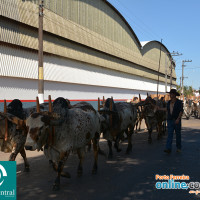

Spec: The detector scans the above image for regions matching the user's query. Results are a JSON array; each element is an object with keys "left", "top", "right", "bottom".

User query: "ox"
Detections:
[
  {"left": 193, "top": 100, "right": 200, "bottom": 119},
  {"left": 0, "top": 99, "right": 48, "bottom": 172},
  {"left": 138, "top": 97, "right": 166, "bottom": 143},
  {"left": 25, "top": 97, "right": 103, "bottom": 190},
  {"left": 100, "top": 98, "right": 137, "bottom": 157},
  {"left": 183, "top": 99, "right": 193, "bottom": 120}
]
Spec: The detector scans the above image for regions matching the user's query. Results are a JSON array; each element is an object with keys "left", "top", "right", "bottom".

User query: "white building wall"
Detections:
[
  {"left": 0, "top": 76, "right": 158, "bottom": 101},
  {"left": 0, "top": 45, "right": 172, "bottom": 101}
]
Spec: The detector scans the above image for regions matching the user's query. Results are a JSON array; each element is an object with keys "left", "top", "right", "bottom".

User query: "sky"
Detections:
[{"left": 108, "top": 0, "right": 200, "bottom": 90}]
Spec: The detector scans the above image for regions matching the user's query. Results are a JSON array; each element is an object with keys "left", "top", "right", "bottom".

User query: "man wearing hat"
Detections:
[{"left": 157, "top": 89, "right": 183, "bottom": 153}]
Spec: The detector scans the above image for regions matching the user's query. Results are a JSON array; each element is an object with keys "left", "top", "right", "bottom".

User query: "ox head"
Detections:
[
  {"left": 143, "top": 104, "right": 156, "bottom": 117},
  {"left": 25, "top": 112, "right": 64, "bottom": 151},
  {"left": 7, "top": 99, "right": 25, "bottom": 119},
  {"left": 53, "top": 97, "right": 69, "bottom": 116},
  {"left": 99, "top": 98, "right": 120, "bottom": 131},
  {"left": 137, "top": 97, "right": 157, "bottom": 118},
  {"left": 104, "top": 98, "right": 117, "bottom": 112}
]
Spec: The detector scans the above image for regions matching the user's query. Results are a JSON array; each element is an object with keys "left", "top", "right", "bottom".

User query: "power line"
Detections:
[
  {"left": 111, "top": 2, "right": 157, "bottom": 40},
  {"left": 43, "top": 4, "right": 175, "bottom": 73},
  {"left": 43, "top": 14, "right": 159, "bottom": 67},
  {"left": 112, "top": 0, "right": 162, "bottom": 40},
  {"left": 44, "top": 6, "right": 161, "bottom": 67},
  {"left": 176, "top": 67, "right": 200, "bottom": 70},
  {"left": 0, "top": 1, "right": 38, "bottom": 15},
  {"left": 2, "top": 0, "right": 174, "bottom": 79},
  {"left": 181, "top": 60, "right": 192, "bottom": 97}
]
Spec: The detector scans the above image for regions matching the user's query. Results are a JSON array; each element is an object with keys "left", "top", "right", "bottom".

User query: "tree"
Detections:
[
  {"left": 175, "top": 84, "right": 194, "bottom": 97},
  {"left": 184, "top": 85, "right": 194, "bottom": 97}
]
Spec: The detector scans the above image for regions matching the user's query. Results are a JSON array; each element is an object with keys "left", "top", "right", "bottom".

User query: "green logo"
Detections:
[{"left": 0, "top": 161, "right": 16, "bottom": 200}]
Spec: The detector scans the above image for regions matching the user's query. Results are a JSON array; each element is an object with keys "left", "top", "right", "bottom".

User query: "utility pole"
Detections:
[
  {"left": 169, "top": 51, "right": 182, "bottom": 90},
  {"left": 165, "top": 54, "right": 168, "bottom": 92},
  {"left": 38, "top": 0, "right": 44, "bottom": 103},
  {"left": 169, "top": 60, "right": 173, "bottom": 90},
  {"left": 157, "top": 39, "right": 163, "bottom": 99},
  {"left": 182, "top": 60, "right": 192, "bottom": 99}
]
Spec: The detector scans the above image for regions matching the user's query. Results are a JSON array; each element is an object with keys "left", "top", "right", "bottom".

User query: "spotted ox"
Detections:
[
  {"left": 25, "top": 97, "right": 103, "bottom": 190},
  {"left": 139, "top": 97, "right": 166, "bottom": 143},
  {"left": 100, "top": 98, "right": 137, "bottom": 157},
  {"left": 0, "top": 99, "right": 48, "bottom": 172}
]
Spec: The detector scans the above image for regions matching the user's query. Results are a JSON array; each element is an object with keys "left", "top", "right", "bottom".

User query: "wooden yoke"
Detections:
[
  {"left": 4, "top": 100, "right": 8, "bottom": 141},
  {"left": 109, "top": 97, "right": 113, "bottom": 128},
  {"left": 36, "top": 96, "right": 40, "bottom": 113},
  {"left": 139, "top": 94, "right": 141, "bottom": 102},
  {"left": 98, "top": 96, "right": 105, "bottom": 111},
  {"left": 48, "top": 95, "right": 52, "bottom": 112},
  {"left": 48, "top": 95, "right": 54, "bottom": 145},
  {"left": 103, "top": 96, "right": 105, "bottom": 107},
  {"left": 98, "top": 97, "right": 100, "bottom": 111}
]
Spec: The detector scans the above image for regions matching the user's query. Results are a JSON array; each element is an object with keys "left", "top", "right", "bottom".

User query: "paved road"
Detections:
[{"left": 1, "top": 118, "right": 200, "bottom": 200}]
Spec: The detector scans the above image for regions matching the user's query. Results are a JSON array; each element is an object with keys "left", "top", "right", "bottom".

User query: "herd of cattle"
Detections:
[
  {"left": 183, "top": 98, "right": 200, "bottom": 120},
  {"left": 0, "top": 95, "right": 199, "bottom": 190}
]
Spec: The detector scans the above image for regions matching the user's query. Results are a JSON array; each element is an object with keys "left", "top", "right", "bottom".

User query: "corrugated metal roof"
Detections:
[{"left": 0, "top": 0, "right": 177, "bottom": 83}]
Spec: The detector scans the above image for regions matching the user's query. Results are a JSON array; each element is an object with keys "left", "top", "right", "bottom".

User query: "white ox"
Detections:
[{"left": 25, "top": 97, "right": 103, "bottom": 191}]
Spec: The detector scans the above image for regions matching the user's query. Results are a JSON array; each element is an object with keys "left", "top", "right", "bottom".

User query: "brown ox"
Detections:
[
  {"left": 100, "top": 98, "right": 137, "bottom": 157},
  {"left": 138, "top": 97, "right": 166, "bottom": 143},
  {"left": 0, "top": 99, "right": 48, "bottom": 172}
]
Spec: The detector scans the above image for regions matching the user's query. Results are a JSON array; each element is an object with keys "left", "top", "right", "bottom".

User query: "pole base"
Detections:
[{"left": 38, "top": 93, "right": 44, "bottom": 104}]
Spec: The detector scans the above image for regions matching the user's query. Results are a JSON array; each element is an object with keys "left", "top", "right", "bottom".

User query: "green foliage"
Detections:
[
  {"left": 184, "top": 85, "right": 194, "bottom": 97},
  {"left": 176, "top": 84, "right": 194, "bottom": 97}
]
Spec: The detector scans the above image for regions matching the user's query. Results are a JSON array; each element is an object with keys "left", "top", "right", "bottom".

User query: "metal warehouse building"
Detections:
[{"left": 0, "top": 0, "right": 176, "bottom": 102}]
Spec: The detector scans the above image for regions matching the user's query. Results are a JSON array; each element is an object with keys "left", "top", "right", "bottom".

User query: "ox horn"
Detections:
[
  {"left": 43, "top": 111, "right": 65, "bottom": 126},
  {"left": 139, "top": 94, "right": 141, "bottom": 102},
  {"left": 0, "top": 112, "right": 26, "bottom": 129},
  {"left": 39, "top": 112, "right": 64, "bottom": 126},
  {"left": 36, "top": 96, "right": 40, "bottom": 113},
  {"left": 98, "top": 97, "right": 100, "bottom": 111}
]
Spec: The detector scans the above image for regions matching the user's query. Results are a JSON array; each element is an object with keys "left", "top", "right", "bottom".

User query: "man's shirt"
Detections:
[{"left": 167, "top": 99, "right": 183, "bottom": 120}]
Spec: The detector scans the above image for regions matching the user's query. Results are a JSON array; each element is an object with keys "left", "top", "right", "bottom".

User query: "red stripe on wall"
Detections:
[{"left": 0, "top": 99, "right": 129, "bottom": 103}]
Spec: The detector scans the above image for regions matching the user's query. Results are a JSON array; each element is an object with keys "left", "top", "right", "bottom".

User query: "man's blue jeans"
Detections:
[{"left": 166, "top": 119, "right": 182, "bottom": 150}]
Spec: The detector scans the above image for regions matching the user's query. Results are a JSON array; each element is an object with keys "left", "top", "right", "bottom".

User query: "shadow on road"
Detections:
[{"left": 7, "top": 119, "right": 200, "bottom": 199}]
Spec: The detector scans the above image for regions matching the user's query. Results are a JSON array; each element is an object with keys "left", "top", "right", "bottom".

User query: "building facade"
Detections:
[{"left": 0, "top": 0, "right": 176, "bottom": 102}]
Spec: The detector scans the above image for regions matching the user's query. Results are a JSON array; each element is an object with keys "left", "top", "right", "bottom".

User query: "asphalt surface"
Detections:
[{"left": 1, "top": 117, "right": 200, "bottom": 200}]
